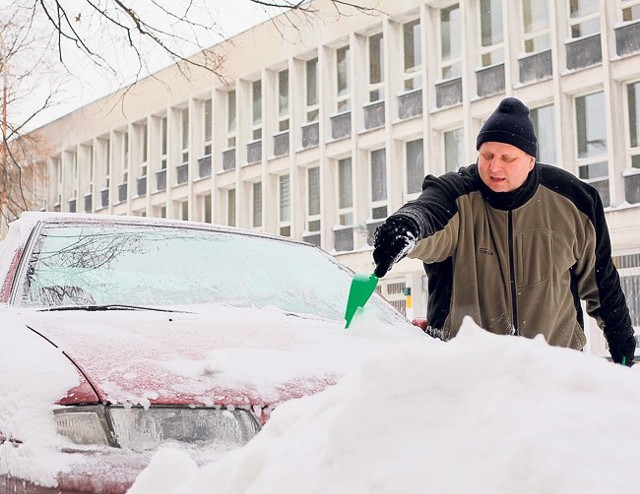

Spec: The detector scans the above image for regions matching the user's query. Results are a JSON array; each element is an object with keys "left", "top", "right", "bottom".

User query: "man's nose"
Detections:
[{"left": 488, "top": 158, "right": 502, "bottom": 172}]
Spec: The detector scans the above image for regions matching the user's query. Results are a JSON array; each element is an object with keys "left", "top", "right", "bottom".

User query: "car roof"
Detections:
[{"left": 15, "top": 211, "right": 310, "bottom": 247}]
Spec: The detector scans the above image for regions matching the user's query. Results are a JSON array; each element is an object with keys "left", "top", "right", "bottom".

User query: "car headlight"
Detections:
[{"left": 54, "top": 405, "right": 261, "bottom": 451}]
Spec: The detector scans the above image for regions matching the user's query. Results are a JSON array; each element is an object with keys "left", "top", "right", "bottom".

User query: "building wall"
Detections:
[{"left": 23, "top": 0, "right": 640, "bottom": 356}]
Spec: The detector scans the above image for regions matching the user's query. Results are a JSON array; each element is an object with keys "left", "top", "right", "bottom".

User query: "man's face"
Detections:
[{"left": 477, "top": 142, "right": 536, "bottom": 193}]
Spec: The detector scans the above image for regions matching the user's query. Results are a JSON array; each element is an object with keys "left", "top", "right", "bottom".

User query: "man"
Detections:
[{"left": 372, "top": 97, "right": 636, "bottom": 365}]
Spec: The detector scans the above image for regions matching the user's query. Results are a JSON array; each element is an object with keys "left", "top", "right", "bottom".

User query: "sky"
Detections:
[{"left": 3, "top": 0, "right": 276, "bottom": 132}]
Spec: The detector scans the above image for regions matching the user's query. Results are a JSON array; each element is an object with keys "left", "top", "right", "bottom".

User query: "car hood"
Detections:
[{"left": 23, "top": 304, "right": 420, "bottom": 407}]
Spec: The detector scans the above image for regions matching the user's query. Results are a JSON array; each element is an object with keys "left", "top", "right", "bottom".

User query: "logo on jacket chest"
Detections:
[{"left": 478, "top": 247, "right": 494, "bottom": 256}]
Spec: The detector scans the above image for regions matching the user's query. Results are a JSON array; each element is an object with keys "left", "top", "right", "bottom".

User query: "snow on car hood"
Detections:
[{"left": 24, "top": 303, "right": 423, "bottom": 408}]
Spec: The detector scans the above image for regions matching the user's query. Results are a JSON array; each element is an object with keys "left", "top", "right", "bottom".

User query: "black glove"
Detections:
[
  {"left": 372, "top": 216, "right": 419, "bottom": 278},
  {"left": 608, "top": 333, "right": 636, "bottom": 366}
]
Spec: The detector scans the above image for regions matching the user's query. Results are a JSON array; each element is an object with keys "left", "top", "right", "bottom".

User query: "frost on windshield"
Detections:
[{"left": 21, "top": 224, "right": 401, "bottom": 323}]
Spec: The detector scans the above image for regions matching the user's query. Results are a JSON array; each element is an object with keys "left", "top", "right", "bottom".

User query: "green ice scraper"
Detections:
[{"left": 344, "top": 271, "right": 379, "bottom": 329}]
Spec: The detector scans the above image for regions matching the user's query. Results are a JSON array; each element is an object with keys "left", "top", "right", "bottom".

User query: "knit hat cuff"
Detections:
[{"left": 476, "top": 129, "right": 537, "bottom": 158}]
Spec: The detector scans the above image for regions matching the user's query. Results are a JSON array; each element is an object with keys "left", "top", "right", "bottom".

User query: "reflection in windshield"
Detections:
[{"left": 21, "top": 223, "right": 401, "bottom": 323}]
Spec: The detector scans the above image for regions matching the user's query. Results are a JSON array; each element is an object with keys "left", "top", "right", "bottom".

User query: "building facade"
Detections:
[{"left": 19, "top": 0, "right": 640, "bottom": 355}]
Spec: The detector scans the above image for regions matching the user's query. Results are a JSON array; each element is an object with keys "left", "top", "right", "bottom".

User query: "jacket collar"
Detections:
[{"left": 473, "top": 163, "right": 540, "bottom": 211}]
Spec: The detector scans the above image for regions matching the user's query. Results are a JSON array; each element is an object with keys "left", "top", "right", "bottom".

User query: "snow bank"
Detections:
[
  {"left": 0, "top": 314, "right": 81, "bottom": 486},
  {"left": 130, "top": 317, "right": 640, "bottom": 494}
]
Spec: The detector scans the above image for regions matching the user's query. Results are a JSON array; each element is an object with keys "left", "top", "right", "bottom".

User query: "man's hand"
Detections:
[
  {"left": 608, "top": 333, "right": 636, "bottom": 366},
  {"left": 372, "top": 216, "right": 419, "bottom": 278}
]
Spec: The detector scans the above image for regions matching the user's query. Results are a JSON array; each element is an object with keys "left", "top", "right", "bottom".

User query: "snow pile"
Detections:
[
  {"left": 130, "top": 317, "right": 640, "bottom": 494},
  {"left": 0, "top": 315, "right": 81, "bottom": 486}
]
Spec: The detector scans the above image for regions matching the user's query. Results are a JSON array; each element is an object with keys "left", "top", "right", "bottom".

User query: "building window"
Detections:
[
  {"left": 252, "top": 181, "right": 262, "bottom": 228},
  {"left": 368, "top": 32, "right": 384, "bottom": 102},
  {"left": 335, "top": 158, "right": 354, "bottom": 252},
  {"left": 444, "top": 128, "right": 464, "bottom": 172},
  {"left": 406, "top": 139, "right": 424, "bottom": 195},
  {"left": 227, "top": 90, "right": 236, "bottom": 147},
  {"left": 576, "top": 91, "right": 608, "bottom": 186},
  {"left": 227, "top": 188, "right": 236, "bottom": 227},
  {"left": 307, "top": 166, "right": 321, "bottom": 232},
  {"left": 252, "top": 79, "right": 262, "bottom": 140},
  {"left": 628, "top": 81, "right": 640, "bottom": 168},
  {"left": 479, "top": 0, "right": 504, "bottom": 67},
  {"left": 336, "top": 45, "right": 351, "bottom": 112},
  {"left": 140, "top": 123, "right": 148, "bottom": 175},
  {"left": 403, "top": 18, "right": 422, "bottom": 91},
  {"left": 180, "top": 108, "right": 189, "bottom": 165},
  {"left": 531, "top": 104, "right": 556, "bottom": 163},
  {"left": 160, "top": 116, "right": 168, "bottom": 170},
  {"left": 122, "top": 132, "right": 129, "bottom": 184},
  {"left": 522, "top": 0, "right": 551, "bottom": 53},
  {"left": 305, "top": 58, "right": 319, "bottom": 123},
  {"left": 203, "top": 194, "right": 212, "bottom": 223},
  {"left": 71, "top": 150, "right": 78, "bottom": 199},
  {"left": 85, "top": 144, "right": 93, "bottom": 192},
  {"left": 621, "top": 0, "right": 640, "bottom": 21},
  {"left": 55, "top": 156, "right": 62, "bottom": 191},
  {"left": 440, "top": 4, "right": 461, "bottom": 80},
  {"left": 203, "top": 98, "right": 212, "bottom": 156},
  {"left": 370, "top": 148, "right": 387, "bottom": 219},
  {"left": 569, "top": 0, "right": 600, "bottom": 38},
  {"left": 178, "top": 200, "right": 189, "bottom": 221},
  {"left": 101, "top": 137, "right": 110, "bottom": 188},
  {"left": 278, "top": 174, "right": 291, "bottom": 236},
  {"left": 278, "top": 69, "right": 289, "bottom": 132}
]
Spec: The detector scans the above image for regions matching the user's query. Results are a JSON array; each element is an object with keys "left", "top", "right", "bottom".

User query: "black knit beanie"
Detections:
[{"left": 476, "top": 97, "right": 538, "bottom": 158}]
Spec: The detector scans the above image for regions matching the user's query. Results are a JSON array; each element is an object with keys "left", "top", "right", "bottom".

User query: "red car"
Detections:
[{"left": 0, "top": 212, "right": 419, "bottom": 493}]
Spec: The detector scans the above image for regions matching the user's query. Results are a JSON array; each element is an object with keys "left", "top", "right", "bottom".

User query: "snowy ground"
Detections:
[{"left": 129, "top": 316, "right": 640, "bottom": 494}]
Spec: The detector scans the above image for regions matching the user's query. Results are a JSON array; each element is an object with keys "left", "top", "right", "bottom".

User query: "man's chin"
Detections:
[{"left": 488, "top": 182, "right": 511, "bottom": 193}]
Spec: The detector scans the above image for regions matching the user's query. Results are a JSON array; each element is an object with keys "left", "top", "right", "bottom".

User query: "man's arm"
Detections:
[{"left": 577, "top": 188, "right": 636, "bottom": 365}]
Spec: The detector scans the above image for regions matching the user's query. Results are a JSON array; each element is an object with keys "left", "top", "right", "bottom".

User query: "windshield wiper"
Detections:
[{"left": 39, "top": 304, "right": 191, "bottom": 313}]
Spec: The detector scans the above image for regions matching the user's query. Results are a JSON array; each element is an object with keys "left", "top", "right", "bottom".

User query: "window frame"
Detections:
[
  {"left": 336, "top": 45, "right": 351, "bottom": 113},
  {"left": 443, "top": 127, "right": 465, "bottom": 173},
  {"left": 574, "top": 91, "right": 609, "bottom": 183},
  {"left": 306, "top": 166, "right": 321, "bottom": 233},
  {"left": 438, "top": 3, "right": 462, "bottom": 81},
  {"left": 278, "top": 174, "right": 291, "bottom": 236},
  {"left": 251, "top": 79, "right": 263, "bottom": 141},
  {"left": 226, "top": 90, "right": 237, "bottom": 148},
  {"left": 305, "top": 57, "right": 319, "bottom": 123},
  {"left": 530, "top": 103, "right": 556, "bottom": 164},
  {"left": 277, "top": 69, "right": 290, "bottom": 132},
  {"left": 160, "top": 116, "right": 168, "bottom": 171},
  {"left": 625, "top": 80, "right": 640, "bottom": 169},
  {"left": 619, "top": 0, "right": 640, "bottom": 23},
  {"left": 369, "top": 148, "right": 388, "bottom": 220},
  {"left": 402, "top": 18, "right": 422, "bottom": 91},
  {"left": 337, "top": 157, "right": 354, "bottom": 227},
  {"left": 520, "top": 0, "right": 551, "bottom": 54},
  {"left": 367, "top": 32, "right": 385, "bottom": 103},
  {"left": 477, "top": 0, "right": 505, "bottom": 67},
  {"left": 251, "top": 181, "right": 263, "bottom": 229},
  {"left": 405, "top": 138, "right": 425, "bottom": 196},
  {"left": 203, "top": 98, "right": 213, "bottom": 157},
  {"left": 121, "top": 132, "right": 129, "bottom": 185},
  {"left": 568, "top": 0, "right": 601, "bottom": 39},
  {"left": 226, "top": 187, "right": 236, "bottom": 227}
]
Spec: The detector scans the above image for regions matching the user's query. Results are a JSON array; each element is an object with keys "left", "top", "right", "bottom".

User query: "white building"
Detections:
[{"left": 19, "top": 0, "right": 640, "bottom": 355}]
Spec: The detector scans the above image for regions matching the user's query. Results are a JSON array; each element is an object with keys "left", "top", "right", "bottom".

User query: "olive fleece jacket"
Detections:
[{"left": 392, "top": 163, "right": 634, "bottom": 352}]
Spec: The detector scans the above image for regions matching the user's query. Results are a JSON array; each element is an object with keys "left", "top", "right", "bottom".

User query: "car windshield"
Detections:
[{"left": 18, "top": 222, "right": 401, "bottom": 323}]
